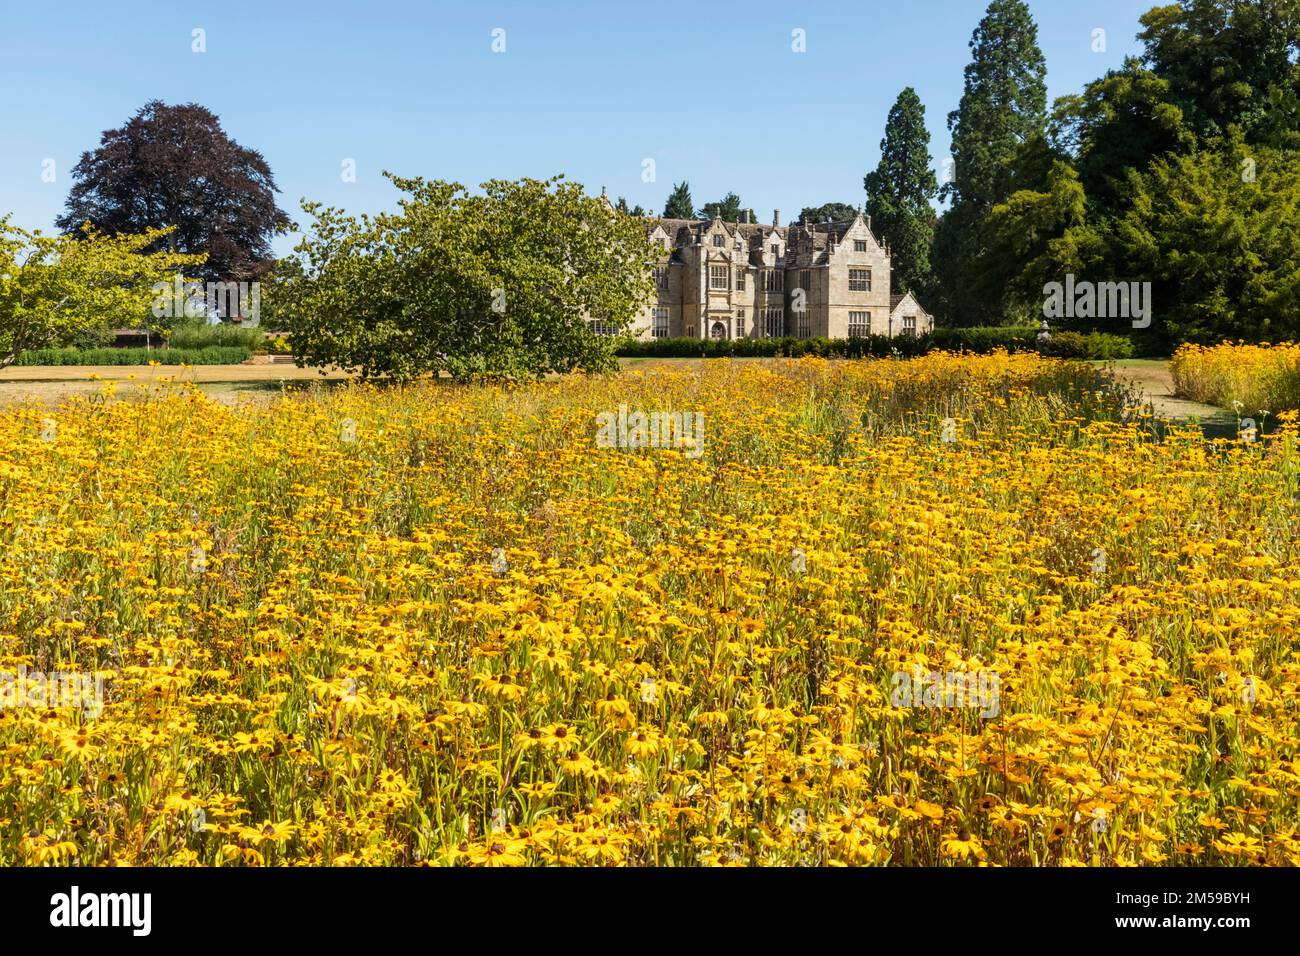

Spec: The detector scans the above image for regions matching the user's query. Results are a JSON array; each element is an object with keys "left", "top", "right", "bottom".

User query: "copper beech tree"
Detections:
[{"left": 57, "top": 101, "right": 290, "bottom": 283}]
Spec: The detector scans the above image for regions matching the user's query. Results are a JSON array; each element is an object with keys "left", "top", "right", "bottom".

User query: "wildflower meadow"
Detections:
[{"left": 3, "top": 349, "right": 1298, "bottom": 867}]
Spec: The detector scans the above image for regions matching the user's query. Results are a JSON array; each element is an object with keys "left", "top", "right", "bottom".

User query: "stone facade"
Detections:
[{"left": 625, "top": 209, "right": 934, "bottom": 341}]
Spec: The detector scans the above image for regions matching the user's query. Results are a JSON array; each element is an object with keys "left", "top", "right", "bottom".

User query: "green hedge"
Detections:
[
  {"left": 14, "top": 347, "right": 252, "bottom": 366},
  {"left": 1038, "top": 330, "right": 1135, "bottom": 360},
  {"left": 616, "top": 329, "right": 1027, "bottom": 359},
  {"left": 616, "top": 328, "right": 1147, "bottom": 360},
  {"left": 930, "top": 327, "right": 1041, "bottom": 353},
  {"left": 616, "top": 335, "right": 921, "bottom": 359},
  {"left": 167, "top": 321, "right": 266, "bottom": 351}
]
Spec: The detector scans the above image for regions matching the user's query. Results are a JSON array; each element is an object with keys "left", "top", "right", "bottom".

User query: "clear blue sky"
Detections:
[{"left": 0, "top": 0, "right": 1153, "bottom": 255}]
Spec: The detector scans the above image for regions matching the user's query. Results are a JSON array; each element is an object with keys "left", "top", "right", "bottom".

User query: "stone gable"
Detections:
[{"left": 623, "top": 208, "right": 935, "bottom": 342}]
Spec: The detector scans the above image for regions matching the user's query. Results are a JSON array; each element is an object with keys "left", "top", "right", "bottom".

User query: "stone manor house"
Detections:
[{"left": 613, "top": 207, "right": 933, "bottom": 342}]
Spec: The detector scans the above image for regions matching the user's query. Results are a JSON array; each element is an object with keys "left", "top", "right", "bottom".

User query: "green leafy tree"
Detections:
[
  {"left": 1101, "top": 141, "right": 1300, "bottom": 341},
  {"left": 932, "top": 0, "right": 1048, "bottom": 324},
  {"left": 983, "top": 161, "right": 1090, "bottom": 312},
  {"left": 989, "top": 141, "right": 1300, "bottom": 341},
  {"left": 271, "top": 175, "right": 657, "bottom": 381},
  {"left": 988, "top": 0, "right": 1300, "bottom": 342},
  {"left": 798, "top": 203, "right": 860, "bottom": 223},
  {"left": 1050, "top": 2, "right": 1297, "bottom": 214},
  {"left": 662, "top": 182, "right": 695, "bottom": 219},
  {"left": 699, "top": 192, "right": 744, "bottom": 221},
  {"left": 1138, "top": 0, "right": 1300, "bottom": 150},
  {"left": 1051, "top": 62, "right": 1198, "bottom": 213},
  {"left": 0, "top": 218, "right": 203, "bottom": 368},
  {"left": 865, "top": 88, "right": 939, "bottom": 295}
]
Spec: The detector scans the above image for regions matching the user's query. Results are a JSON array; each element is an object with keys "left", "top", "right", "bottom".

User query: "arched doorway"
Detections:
[{"left": 710, "top": 321, "right": 727, "bottom": 340}]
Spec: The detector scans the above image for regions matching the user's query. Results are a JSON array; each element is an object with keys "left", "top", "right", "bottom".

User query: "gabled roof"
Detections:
[
  {"left": 645, "top": 217, "right": 788, "bottom": 245},
  {"left": 807, "top": 214, "right": 892, "bottom": 252},
  {"left": 890, "top": 291, "right": 931, "bottom": 317},
  {"left": 650, "top": 218, "right": 697, "bottom": 241},
  {"left": 810, "top": 219, "right": 857, "bottom": 241}
]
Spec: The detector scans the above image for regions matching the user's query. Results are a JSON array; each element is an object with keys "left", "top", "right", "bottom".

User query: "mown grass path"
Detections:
[
  {"left": 1101, "top": 359, "right": 1240, "bottom": 436},
  {"left": 0, "top": 363, "right": 349, "bottom": 405}
]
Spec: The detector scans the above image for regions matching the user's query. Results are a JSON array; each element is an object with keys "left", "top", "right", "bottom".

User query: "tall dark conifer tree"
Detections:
[
  {"left": 931, "top": 0, "right": 1048, "bottom": 325},
  {"left": 865, "top": 87, "right": 939, "bottom": 296},
  {"left": 662, "top": 182, "right": 696, "bottom": 219}
]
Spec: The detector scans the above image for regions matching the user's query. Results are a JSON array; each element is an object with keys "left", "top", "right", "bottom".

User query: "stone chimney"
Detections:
[{"left": 773, "top": 209, "right": 780, "bottom": 228}]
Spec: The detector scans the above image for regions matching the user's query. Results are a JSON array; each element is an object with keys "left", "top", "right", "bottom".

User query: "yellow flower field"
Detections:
[
  {"left": 2, "top": 351, "right": 1299, "bottom": 866},
  {"left": 1171, "top": 341, "right": 1300, "bottom": 417}
]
